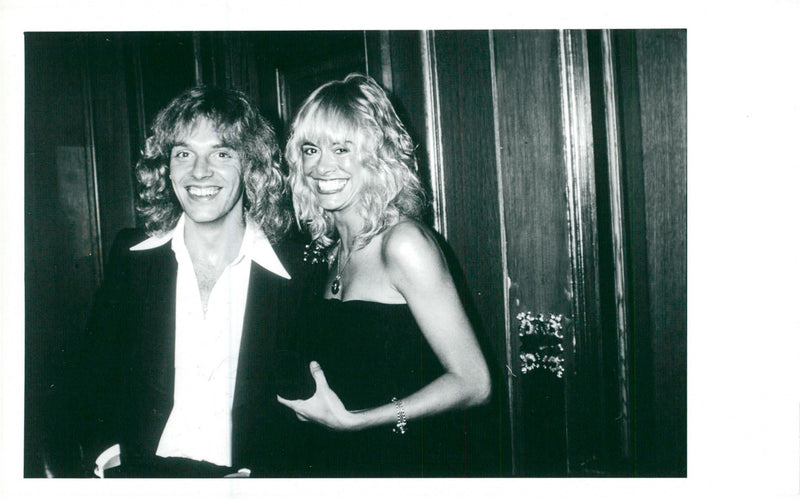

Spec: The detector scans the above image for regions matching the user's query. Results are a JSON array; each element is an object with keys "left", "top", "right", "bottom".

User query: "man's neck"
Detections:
[
  {"left": 182, "top": 215, "right": 247, "bottom": 314},
  {"left": 183, "top": 215, "right": 246, "bottom": 267}
]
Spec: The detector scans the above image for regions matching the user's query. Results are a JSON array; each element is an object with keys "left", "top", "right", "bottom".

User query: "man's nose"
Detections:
[{"left": 191, "top": 156, "right": 212, "bottom": 178}]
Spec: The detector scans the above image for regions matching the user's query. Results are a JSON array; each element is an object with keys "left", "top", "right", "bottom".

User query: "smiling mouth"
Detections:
[
  {"left": 316, "top": 178, "right": 348, "bottom": 194},
  {"left": 187, "top": 186, "right": 222, "bottom": 198}
]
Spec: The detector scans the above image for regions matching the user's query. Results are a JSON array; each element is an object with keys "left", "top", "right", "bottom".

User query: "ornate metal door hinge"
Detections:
[{"left": 517, "top": 311, "right": 566, "bottom": 378}]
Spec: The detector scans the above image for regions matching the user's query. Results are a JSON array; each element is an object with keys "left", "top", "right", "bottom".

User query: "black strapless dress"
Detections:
[{"left": 294, "top": 299, "right": 467, "bottom": 477}]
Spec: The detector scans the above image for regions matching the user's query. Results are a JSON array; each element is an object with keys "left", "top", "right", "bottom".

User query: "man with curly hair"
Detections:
[{"left": 76, "top": 86, "right": 321, "bottom": 477}]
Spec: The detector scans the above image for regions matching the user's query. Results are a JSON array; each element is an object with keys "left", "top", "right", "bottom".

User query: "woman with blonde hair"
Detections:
[{"left": 278, "top": 74, "right": 491, "bottom": 477}]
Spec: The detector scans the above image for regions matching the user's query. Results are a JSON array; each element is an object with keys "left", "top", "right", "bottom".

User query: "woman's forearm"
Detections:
[{"left": 348, "top": 371, "right": 491, "bottom": 431}]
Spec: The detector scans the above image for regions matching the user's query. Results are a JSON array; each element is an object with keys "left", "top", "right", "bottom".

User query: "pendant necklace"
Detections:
[{"left": 330, "top": 242, "right": 355, "bottom": 295}]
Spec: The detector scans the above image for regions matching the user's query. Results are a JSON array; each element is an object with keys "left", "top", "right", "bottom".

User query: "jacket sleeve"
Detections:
[{"left": 71, "top": 229, "right": 142, "bottom": 474}]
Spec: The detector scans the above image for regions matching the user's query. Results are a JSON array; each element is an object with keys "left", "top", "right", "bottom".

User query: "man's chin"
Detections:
[
  {"left": 182, "top": 212, "right": 238, "bottom": 228},
  {"left": 181, "top": 203, "right": 244, "bottom": 226}
]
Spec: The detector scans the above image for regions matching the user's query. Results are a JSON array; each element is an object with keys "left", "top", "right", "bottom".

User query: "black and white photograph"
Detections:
[{"left": 2, "top": 2, "right": 799, "bottom": 499}]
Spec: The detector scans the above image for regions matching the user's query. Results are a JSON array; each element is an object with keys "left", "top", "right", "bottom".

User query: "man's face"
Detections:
[{"left": 169, "top": 118, "right": 245, "bottom": 228}]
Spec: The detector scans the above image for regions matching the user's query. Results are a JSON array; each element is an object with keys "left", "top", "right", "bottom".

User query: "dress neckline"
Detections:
[{"left": 322, "top": 298, "right": 408, "bottom": 307}]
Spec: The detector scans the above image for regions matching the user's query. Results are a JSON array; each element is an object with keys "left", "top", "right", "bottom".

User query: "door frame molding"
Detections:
[
  {"left": 558, "top": 29, "right": 609, "bottom": 475},
  {"left": 419, "top": 30, "right": 448, "bottom": 237},
  {"left": 598, "top": 28, "right": 634, "bottom": 461}
]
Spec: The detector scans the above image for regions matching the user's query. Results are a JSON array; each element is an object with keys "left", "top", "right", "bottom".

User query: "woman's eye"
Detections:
[
  {"left": 302, "top": 147, "right": 318, "bottom": 156},
  {"left": 334, "top": 147, "right": 349, "bottom": 154}
]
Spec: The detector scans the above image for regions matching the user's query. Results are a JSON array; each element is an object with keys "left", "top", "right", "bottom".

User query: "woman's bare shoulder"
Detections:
[{"left": 380, "top": 219, "right": 444, "bottom": 279}]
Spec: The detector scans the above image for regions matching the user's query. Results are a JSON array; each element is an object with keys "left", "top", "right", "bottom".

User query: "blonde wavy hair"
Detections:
[{"left": 285, "top": 73, "right": 426, "bottom": 249}]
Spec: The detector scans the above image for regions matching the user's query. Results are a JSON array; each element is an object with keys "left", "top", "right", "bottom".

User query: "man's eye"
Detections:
[
  {"left": 173, "top": 151, "right": 190, "bottom": 159},
  {"left": 217, "top": 151, "right": 231, "bottom": 158}
]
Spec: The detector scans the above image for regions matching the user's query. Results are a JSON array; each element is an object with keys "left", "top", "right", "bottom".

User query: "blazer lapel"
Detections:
[
  {"left": 120, "top": 241, "right": 178, "bottom": 456},
  {"left": 133, "top": 243, "right": 178, "bottom": 399},
  {"left": 234, "top": 262, "right": 283, "bottom": 409}
]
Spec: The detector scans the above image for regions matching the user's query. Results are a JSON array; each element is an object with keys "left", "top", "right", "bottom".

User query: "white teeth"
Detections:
[
  {"left": 317, "top": 179, "right": 347, "bottom": 194},
  {"left": 187, "top": 186, "right": 221, "bottom": 197}
]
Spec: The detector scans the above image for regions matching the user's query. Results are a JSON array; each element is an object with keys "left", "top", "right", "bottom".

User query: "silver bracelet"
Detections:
[{"left": 391, "top": 397, "right": 407, "bottom": 435}]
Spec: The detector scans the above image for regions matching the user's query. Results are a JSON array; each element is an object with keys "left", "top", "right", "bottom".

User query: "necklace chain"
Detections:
[{"left": 330, "top": 241, "right": 354, "bottom": 295}]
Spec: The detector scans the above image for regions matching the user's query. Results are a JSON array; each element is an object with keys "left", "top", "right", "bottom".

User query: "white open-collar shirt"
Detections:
[{"left": 130, "top": 215, "right": 290, "bottom": 467}]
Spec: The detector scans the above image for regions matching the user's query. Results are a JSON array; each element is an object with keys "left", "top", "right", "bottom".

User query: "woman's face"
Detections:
[{"left": 300, "top": 135, "right": 367, "bottom": 216}]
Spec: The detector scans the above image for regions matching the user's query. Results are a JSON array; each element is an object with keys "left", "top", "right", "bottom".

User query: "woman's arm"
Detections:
[
  {"left": 277, "top": 220, "right": 491, "bottom": 431},
  {"left": 377, "top": 220, "right": 492, "bottom": 417}
]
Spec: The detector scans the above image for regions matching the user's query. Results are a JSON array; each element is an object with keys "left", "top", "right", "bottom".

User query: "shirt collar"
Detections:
[{"left": 129, "top": 215, "right": 291, "bottom": 280}]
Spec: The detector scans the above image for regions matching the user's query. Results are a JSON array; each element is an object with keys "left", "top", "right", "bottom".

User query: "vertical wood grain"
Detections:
[
  {"left": 433, "top": 30, "right": 506, "bottom": 354},
  {"left": 432, "top": 30, "right": 510, "bottom": 476},
  {"left": 86, "top": 34, "right": 136, "bottom": 265},
  {"left": 492, "top": 29, "right": 572, "bottom": 475},
  {"left": 366, "top": 31, "right": 434, "bottom": 226},
  {"left": 636, "top": 29, "right": 687, "bottom": 476},
  {"left": 599, "top": 29, "right": 633, "bottom": 462},
  {"left": 420, "top": 31, "right": 447, "bottom": 234},
  {"left": 558, "top": 29, "right": 605, "bottom": 476},
  {"left": 25, "top": 34, "right": 107, "bottom": 476},
  {"left": 585, "top": 29, "right": 635, "bottom": 471},
  {"left": 613, "top": 29, "right": 687, "bottom": 476}
]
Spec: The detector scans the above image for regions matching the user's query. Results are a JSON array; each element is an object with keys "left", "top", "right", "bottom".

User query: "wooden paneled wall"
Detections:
[
  {"left": 431, "top": 31, "right": 506, "bottom": 356},
  {"left": 428, "top": 30, "right": 511, "bottom": 475},
  {"left": 430, "top": 29, "right": 687, "bottom": 476},
  {"left": 25, "top": 33, "right": 136, "bottom": 476},
  {"left": 618, "top": 29, "right": 688, "bottom": 476},
  {"left": 491, "top": 30, "right": 573, "bottom": 475}
]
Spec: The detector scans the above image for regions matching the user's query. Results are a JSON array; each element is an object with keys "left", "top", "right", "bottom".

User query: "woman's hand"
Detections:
[{"left": 276, "top": 361, "right": 361, "bottom": 431}]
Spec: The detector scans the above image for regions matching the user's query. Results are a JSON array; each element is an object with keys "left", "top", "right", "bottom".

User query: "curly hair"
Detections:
[
  {"left": 134, "top": 85, "right": 292, "bottom": 242},
  {"left": 285, "top": 73, "right": 426, "bottom": 249}
]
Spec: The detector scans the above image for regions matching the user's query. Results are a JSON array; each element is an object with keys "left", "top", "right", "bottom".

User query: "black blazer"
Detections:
[{"left": 75, "top": 228, "right": 324, "bottom": 477}]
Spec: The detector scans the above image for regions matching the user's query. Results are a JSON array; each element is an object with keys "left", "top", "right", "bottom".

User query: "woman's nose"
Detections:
[{"left": 315, "top": 151, "right": 337, "bottom": 174}]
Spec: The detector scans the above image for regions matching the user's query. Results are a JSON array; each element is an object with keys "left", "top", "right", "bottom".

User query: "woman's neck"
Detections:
[{"left": 332, "top": 211, "right": 363, "bottom": 253}]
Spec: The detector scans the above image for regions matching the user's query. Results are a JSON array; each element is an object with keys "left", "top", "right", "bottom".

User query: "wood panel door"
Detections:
[
  {"left": 429, "top": 29, "right": 686, "bottom": 476},
  {"left": 492, "top": 28, "right": 687, "bottom": 477},
  {"left": 492, "top": 29, "right": 602, "bottom": 476},
  {"left": 428, "top": 28, "right": 599, "bottom": 476}
]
